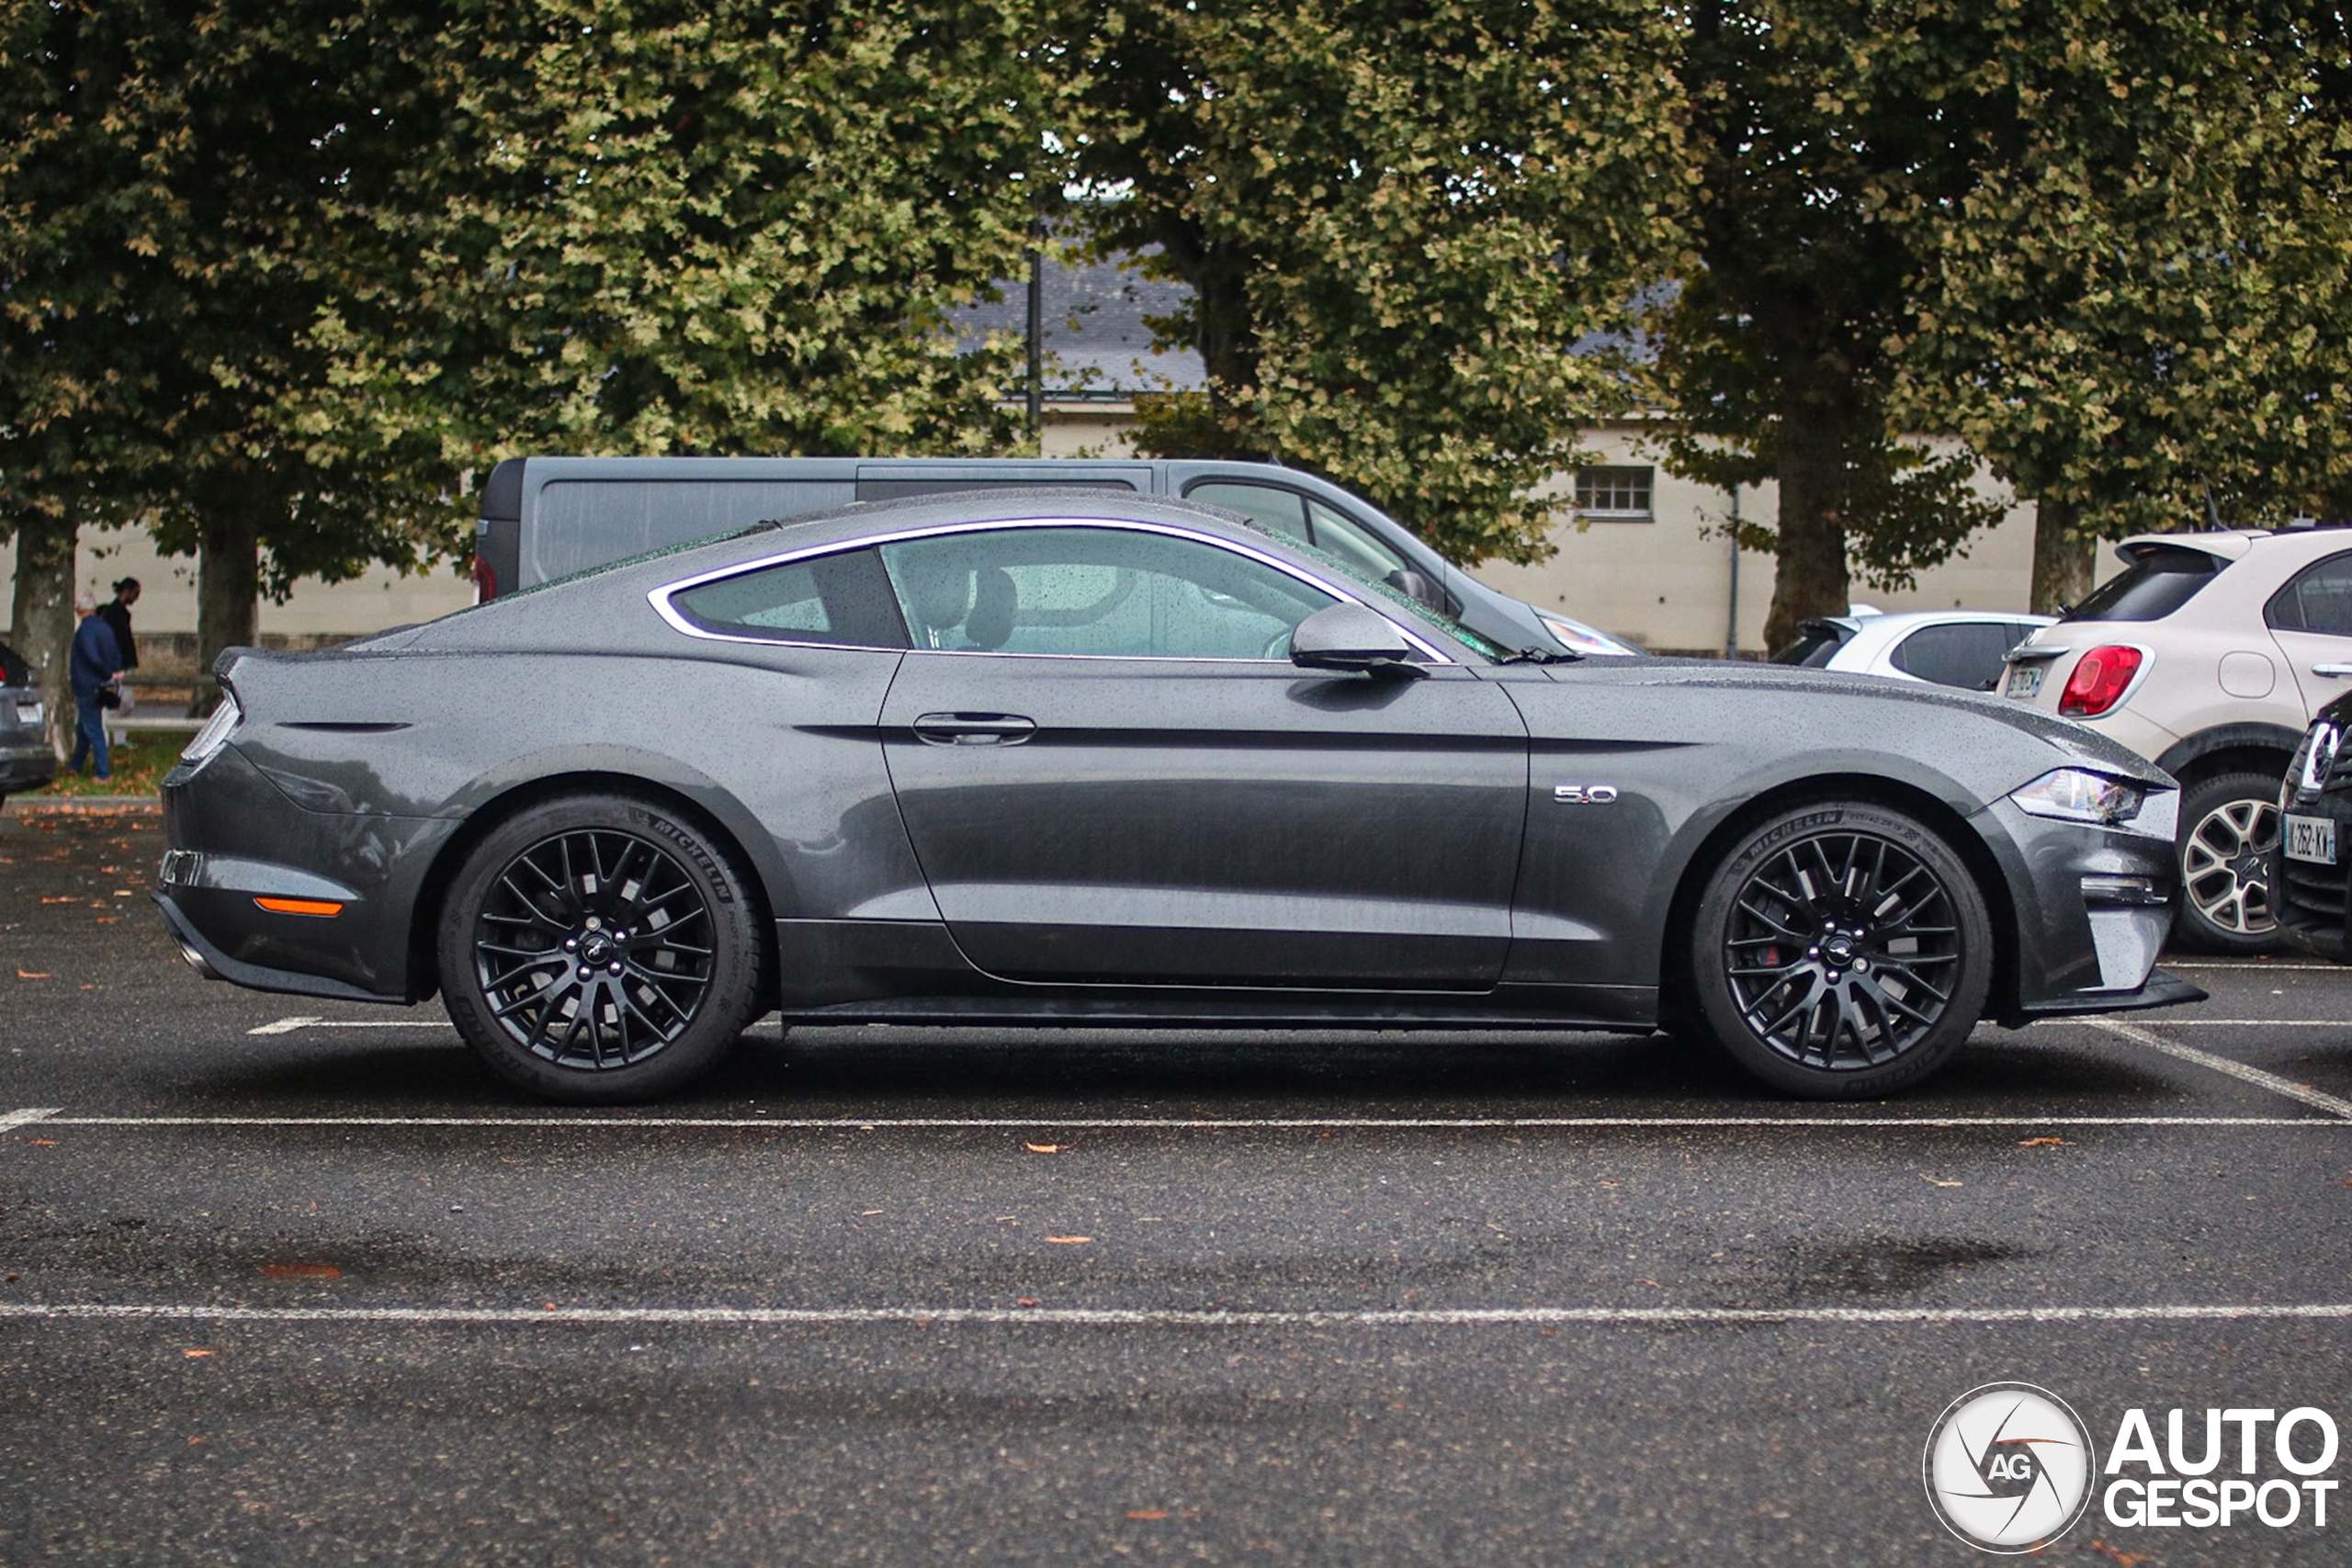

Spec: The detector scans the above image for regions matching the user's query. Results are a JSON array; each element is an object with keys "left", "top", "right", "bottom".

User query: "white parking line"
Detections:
[
  {"left": 0, "top": 1108, "right": 59, "bottom": 1134},
  {"left": 5, "top": 1300, "right": 2352, "bottom": 1329},
  {"left": 2136, "top": 1020, "right": 2346, "bottom": 1027},
  {"left": 24, "top": 1112, "right": 2352, "bottom": 1130},
  {"left": 2089, "top": 1019, "right": 2352, "bottom": 1120},
  {"left": 2158, "top": 962, "right": 2346, "bottom": 973},
  {"left": 247, "top": 1016, "right": 445, "bottom": 1035}
]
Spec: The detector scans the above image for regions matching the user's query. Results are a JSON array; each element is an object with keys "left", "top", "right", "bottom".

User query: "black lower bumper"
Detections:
[
  {"left": 2003, "top": 967, "right": 2208, "bottom": 1023},
  {"left": 154, "top": 892, "right": 405, "bottom": 1004}
]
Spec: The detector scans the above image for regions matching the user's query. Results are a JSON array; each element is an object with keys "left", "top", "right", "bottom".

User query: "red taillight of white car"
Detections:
[{"left": 2058, "top": 645, "right": 2143, "bottom": 717}]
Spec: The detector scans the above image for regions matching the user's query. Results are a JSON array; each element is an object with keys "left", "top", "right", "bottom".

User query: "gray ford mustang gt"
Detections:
[{"left": 156, "top": 491, "right": 2199, "bottom": 1103}]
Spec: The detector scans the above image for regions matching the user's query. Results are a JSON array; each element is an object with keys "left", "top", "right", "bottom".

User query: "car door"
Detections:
[
  {"left": 874, "top": 520, "right": 1530, "bottom": 989},
  {"left": 2267, "top": 549, "right": 2352, "bottom": 716}
]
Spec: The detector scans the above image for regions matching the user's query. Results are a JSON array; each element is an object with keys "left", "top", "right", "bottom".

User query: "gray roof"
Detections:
[{"left": 949, "top": 250, "right": 1205, "bottom": 398}]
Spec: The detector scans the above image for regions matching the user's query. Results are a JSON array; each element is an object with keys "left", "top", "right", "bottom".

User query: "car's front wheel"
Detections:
[
  {"left": 2173, "top": 771, "right": 2284, "bottom": 954},
  {"left": 438, "top": 793, "right": 764, "bottom": 1103},
  {"left": 1688, "top": 801, "right": 1994, "bottom": 1099}
]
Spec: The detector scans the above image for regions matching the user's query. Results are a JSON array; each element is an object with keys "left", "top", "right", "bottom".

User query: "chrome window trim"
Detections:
[{"left": 646, "top": 516, "right": 1457, "bottom": 664}]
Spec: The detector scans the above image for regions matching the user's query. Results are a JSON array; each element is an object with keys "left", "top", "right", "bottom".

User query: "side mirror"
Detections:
[
  {"left": 1290, "top": 603, "right": 1424, "bottom": 677},
  {"left": 1383, "top": 567, "right": 1456, "bottom": 615}
]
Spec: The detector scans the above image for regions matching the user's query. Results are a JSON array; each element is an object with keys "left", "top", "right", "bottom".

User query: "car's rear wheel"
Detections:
[
  {"left": 2173, "top": 771, "right": 2284, "bottom": 954},
  {"left": 437, "top": 793, "right": 764, "bottom": 1103},
  {"left": 1688, "top": 802, "right": 1993, "bottom": 1099}
]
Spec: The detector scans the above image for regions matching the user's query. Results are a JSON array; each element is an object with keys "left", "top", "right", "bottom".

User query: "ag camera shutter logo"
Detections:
[{"left": 1923, "top": 1383, "right": 2097, "bottom": 1552}]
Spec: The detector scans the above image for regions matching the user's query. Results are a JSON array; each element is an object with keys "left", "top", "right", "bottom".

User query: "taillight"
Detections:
[
  {"left": 472, "top": 553, "right": 497, "bottom": 602},
  {"left": 2058, "top": 645, "right": 2143, "bottom": 717}
]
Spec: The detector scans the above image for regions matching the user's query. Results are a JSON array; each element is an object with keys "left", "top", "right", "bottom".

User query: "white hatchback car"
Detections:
[
  {"left": 1773, "top": 609, "right": 2054, "bottom": 692},
  {"left": 2002, "top": 526, "right": 2352, "bottom": 952}
]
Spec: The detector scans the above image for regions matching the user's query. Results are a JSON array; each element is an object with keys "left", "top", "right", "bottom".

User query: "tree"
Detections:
[
  {"left": 1646, "top": 1, "right": 2009, "bottom": 654},
  {"left": 1071, "top": 0, "right": 1684, "bottom": 565},
  {"left": 293, "top": 0, "right": 1068, "bottom": 501},
  {"left": 1882, "top": 2, "right": 2352, "bottom": 612},
  {"left": 0, "top": 1, "right": 457, "bottom": 723}
]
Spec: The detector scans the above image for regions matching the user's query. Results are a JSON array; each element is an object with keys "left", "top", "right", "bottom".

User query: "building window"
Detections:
[{"left": 1575, "top": 467, "right": 1654, "bottom": 521}]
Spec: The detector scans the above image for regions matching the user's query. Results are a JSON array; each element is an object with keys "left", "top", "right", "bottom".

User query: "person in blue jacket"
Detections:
[{"left": 69, "top": 592, "right": 121, "bottom": 780}]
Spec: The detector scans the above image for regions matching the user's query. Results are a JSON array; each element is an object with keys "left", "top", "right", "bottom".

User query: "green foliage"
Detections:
[
  {"left": 1073, "top": 0, "right": 1684, "bottom": 565},
  {"left": 298, "top": 0, "right": 1068, "bottom": 523},
  {"left": 1881, "top": 2, "right": 2352, "bottom": 537},
  {"left": 0, "top": 1, "right": 462, "bottom": 594},
  {"left": 1, "top": 1, "right": 1065, "bottom": 601},
  {"left": 1645, "top": 0, "right": 2007, "bottom": 640}
]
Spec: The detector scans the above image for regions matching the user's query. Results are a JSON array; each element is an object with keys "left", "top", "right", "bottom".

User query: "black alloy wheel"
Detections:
[
  {"left": 439, "top": 794, "right": 763, "bottom": 1102},
  {"left": 1690, "top": 802, "right": 1992, "bottom": 1099}
]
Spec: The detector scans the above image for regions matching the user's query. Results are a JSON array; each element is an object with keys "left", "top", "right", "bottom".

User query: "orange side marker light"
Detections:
[{"left": 254, "top": 897, "right": 345, "bottom": 918}]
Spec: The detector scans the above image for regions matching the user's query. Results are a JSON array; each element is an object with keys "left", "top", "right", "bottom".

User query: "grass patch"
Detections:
[{"left": 22, "top": 728, "right": 194, "bottom": 797}]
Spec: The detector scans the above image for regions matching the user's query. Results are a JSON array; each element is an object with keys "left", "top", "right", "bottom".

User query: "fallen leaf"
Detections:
[
  {"left": 2087, "top": 1541, "right": 2153, "bottom": 1568},
  {"left": 95, "top": 917, "right": 118, "bottom": 924},
  {"left": 16, "top": 971, "right": 50, "bottom": 979},
  {"left": 1635, "top": 1278, "right": 1663, "bottom": 1288},
  {"left": 1015, "top": 1298, "right": 1041, "bottom": 1308},
  {"left": 39, "top": 897, "right": 74, "bottom": 905},
  {"left": 1026, "top": 1143, "right": 1062, "bottom": 1154},
  {"left": 1045, "top": 1235, "right": 1092, "bottom": 1245},
  {"left": 1126, "top": 1509, "right": 1169, "bottom": 1521},
  {"left": 26, "top": 1140, "right": 56, "bottom": 1147},
  {"left": 860, "top": 1209, "right": 884, "bottom": 1216},
  {"left": 1923, "top": 1176, "right": 1964, "bottom": 1188},
  {"left": 182, "top": 1349, "right": 216, "bottom": 1359},
  {"left": 260, "top": 1263, "right": 341, "bottom": 1280},
  {"left": 2018, "top": 1137, "right": 2066, "bottom": 1148}
]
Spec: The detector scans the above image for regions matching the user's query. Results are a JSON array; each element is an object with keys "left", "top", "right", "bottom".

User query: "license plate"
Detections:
[
  {"left": 15, "top": 700, "right": 39, "bottom": 728},
  {"left": 2286, "top": 813, "right": 2338, "bottom": 866},
  {"left": 2004, "top": 664, "right": 2043, "bottom": 699}
]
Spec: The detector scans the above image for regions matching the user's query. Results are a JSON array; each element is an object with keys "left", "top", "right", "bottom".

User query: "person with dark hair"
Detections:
[
  {"left": 97, "top": 577, "right": 140, "bottom": 673},
  {"left": 97, "top": 577, "right": 140, "bottom": 726}
]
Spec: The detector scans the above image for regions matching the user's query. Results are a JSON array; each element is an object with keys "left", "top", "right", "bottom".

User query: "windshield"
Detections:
[
  {"left": 1275, "top": 534, "right": 1509, "bottom": 662},
  {"left": 2064, "top": 547, "right": 2222, "bottom": 622}
]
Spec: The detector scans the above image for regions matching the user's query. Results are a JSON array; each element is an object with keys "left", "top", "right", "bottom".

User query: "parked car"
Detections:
[
  {"left": 0, "top": 642, "right": 57, "bottom": 808},
  {"left": 2001, "top": 525, "right": 2352, "bottom": 953},
  {"left": 470, "top": 455, "right": 1641, "bottom": 659},
  {"left": 158, "top": 490, "right": 2197, "bottom": 1105},
  {"left": 1773, "top": 610, "right": 2054, "bottom": 692},
  {"left": 2277, "top": 697, "right": 2352, "bottom": 958}
]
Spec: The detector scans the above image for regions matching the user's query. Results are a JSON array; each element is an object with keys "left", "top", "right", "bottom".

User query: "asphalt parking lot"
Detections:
[{"left": 5, "top": 804, "right": 2351, "bottom": 1564}]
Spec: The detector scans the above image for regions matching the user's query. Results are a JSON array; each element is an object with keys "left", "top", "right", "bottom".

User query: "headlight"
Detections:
[
  {"left": 1535, "top": 610, "right": 1639, "bottom": 658},
  {"left": 2299, "top": 721, "right": 2342, "bottom": 795},
  {"left": 179, "top": 694, "right": 242, "bottom": 772},
  {"left": 2008, "top": 767, "right": 2151, "bottom": 829}
]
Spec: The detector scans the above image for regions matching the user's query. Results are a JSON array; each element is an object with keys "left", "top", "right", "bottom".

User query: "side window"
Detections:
[
  {"left": 1184, "top": 482, "right": 1311, "bottom": 546},
  {"left": 670, "top": 547, "right": 909, "bottom": 648},
  {"left": 1305, "top": 500, "right": 1414, "bottom": 581},
  {"left": 1889, "top": 623, "right": 2015, "bottom": 690},
  {"left": 2267, "top": 553, "right": 2352, "bottom": 637},
  {"left": 877, "top": 526, "right": 1340, "bottom": 660}
]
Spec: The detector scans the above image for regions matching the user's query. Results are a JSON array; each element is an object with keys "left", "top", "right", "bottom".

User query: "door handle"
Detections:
[
  {"left": 911, "top": 712, "right": 1036, "bottom": 746},
  {"left": 2313, "top": 664, "right": 2352, "bottom": 678}
]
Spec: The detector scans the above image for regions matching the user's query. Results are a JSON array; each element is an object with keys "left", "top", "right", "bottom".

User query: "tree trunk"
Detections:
[
  {"left": 2030, "top": 496, "right": 2095, "bottom": 615},
  {"left": 1761, "top": 400, "right": 1853, "bottom": 654},
  {"left": 9, "top": 513, "right": 78, "bottom": 758},
  {"left": 188, "top": 512, "right": 259, "bottom": 718}
]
